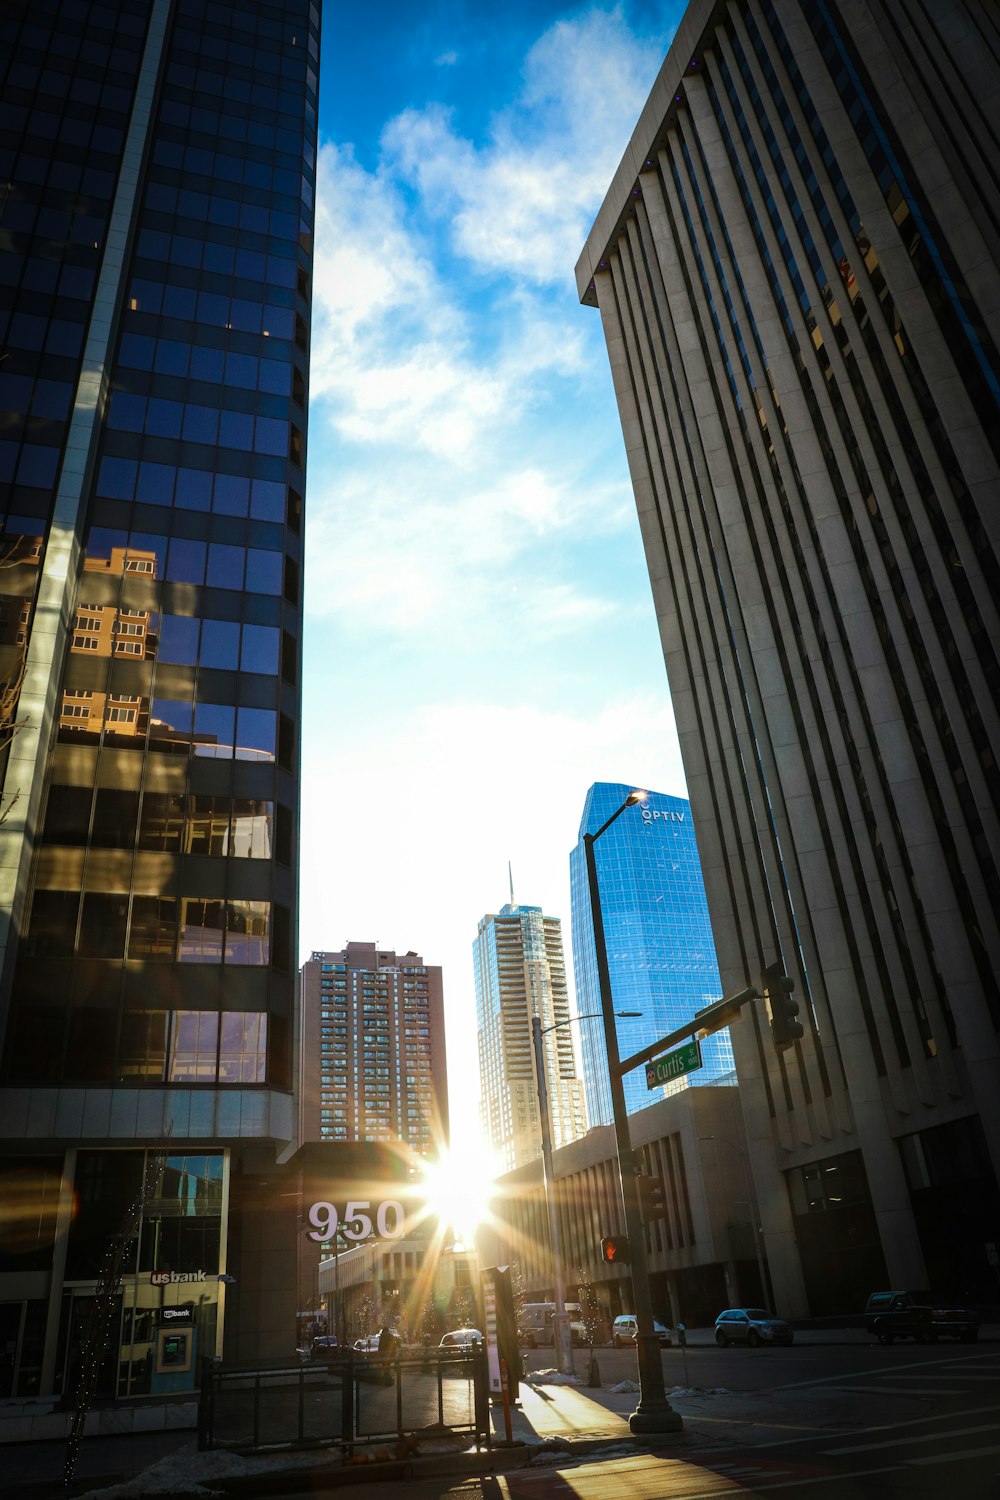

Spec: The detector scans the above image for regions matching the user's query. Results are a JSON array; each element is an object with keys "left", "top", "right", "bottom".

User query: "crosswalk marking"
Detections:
[
  {"left": 907, "top": 1442, "right": 1000, "bottom": 1466},
  {"left": 824, "top": 1384, "right": 970, "bottom": 1396},
  {"left": 823, "top": 1421, "right": 1000, "bottom": 1455}
]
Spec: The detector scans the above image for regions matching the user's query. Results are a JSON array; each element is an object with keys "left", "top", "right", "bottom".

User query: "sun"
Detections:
[{"left": 418, "top": 1144, "right": 499, "bottom": 1246}]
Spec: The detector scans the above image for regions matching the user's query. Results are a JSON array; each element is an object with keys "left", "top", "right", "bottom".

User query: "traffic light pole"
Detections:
[{"left": 584, "top": 824, "right": 681, "bottom": 1436}]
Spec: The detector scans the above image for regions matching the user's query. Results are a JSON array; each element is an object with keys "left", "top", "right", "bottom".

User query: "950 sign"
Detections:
[{"left": 307, "top": 1199, "right": 405, "bottom": 1244}]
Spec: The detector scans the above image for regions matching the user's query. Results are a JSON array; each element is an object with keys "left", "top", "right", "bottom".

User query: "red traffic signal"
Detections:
[
  {"left": 762, "top": 960, "right": 803, "bottom": 1050},
  {"left": 600, "top": 1234, "right": 630, "bottom": 1264}
]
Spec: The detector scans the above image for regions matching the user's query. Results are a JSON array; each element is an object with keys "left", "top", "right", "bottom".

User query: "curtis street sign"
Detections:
[{"left": 646, "top": 1038, "right": 702, "bottom": 1089}]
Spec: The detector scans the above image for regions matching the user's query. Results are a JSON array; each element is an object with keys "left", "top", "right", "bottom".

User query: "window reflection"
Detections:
[
  {"left": 138, "top": 791, "right": 184, "bottom": 852},
  {"left": 91, "top": 788, "right": 139, "bottom": 849},
  {"left": 150, "top": 700, "right": 194, "bottom": 753},
  {"left": 235, "top": 707, "right": 275, "bottom": 761},
  {"left": 186, "top": 796, "right": 229, "bottom": 856},
  {"left": 226, "top": 899, "right": 269, "bottom": 965},
  {"left": 218, "top": 1012, "right": 266, "bottom": 1083},
  {"left": 199, "top": 619, "right": 239, "bottom": 669},
  {"left": 79, "top": 893, "right": 128, "bottom": 958},
  {"left": 167, "top": 1011, "right": 219, "bottom": 1082},
  {"left": 26, "top": 889, "right": 79, "bottom": 955},
  {"left": 193, "top": 702, "right": 235, "bottom": 757},
  {"left": 230, "top": 799, "right": 272, "bottom": 859},
  {"left": 43, "top": 785, "right": 92, "bottom": 844},
  {"left": 117, "top": 1011, "right": 167, "bottom": 1082},
  {"left": 178, "top": 899, "right": 225, "bottom": 964},
  {"left": 128, "top": 897, "right": 177, "bottom": 961}
]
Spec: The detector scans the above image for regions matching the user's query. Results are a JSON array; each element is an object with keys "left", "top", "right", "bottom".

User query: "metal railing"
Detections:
[{"left": 197, "top": 1344, "right": 490, "bottom": 1456}]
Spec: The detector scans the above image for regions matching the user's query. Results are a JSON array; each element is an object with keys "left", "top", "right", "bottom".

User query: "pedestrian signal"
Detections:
[{"left": 600, "top": 1235, "right": 630, "bottom": 1264}]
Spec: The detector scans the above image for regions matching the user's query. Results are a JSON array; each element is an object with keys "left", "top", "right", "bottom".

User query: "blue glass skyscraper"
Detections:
[{"left": 570, "top": 782, "right": 733, "bottom": 1126}]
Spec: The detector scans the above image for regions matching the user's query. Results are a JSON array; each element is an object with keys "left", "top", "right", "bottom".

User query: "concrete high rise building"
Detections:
[
  {"left": 578, "top": 0, "right": 1000, "bottom": 1314},
  {"left": 571, "top": 783, "right": 732, "bottom": 1128},
  {"left": 298, "top": 945, "right": 449, "bottom": 1157},
  {"left": 0, "top": 0, "right": 318, "bottom": 1396},
  {"left": 474, "top": 902, "right": 586, "bottom": 1173}
]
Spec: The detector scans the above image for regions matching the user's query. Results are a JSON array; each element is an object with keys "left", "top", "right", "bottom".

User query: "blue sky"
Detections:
[{"left": 300, "top": 3, "right": 687, "bottom": 1145}]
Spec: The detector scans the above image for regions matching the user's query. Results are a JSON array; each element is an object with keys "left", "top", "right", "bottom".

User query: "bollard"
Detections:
[{"left": 499, "top": 1357, "right": 513, "bottom": 1443}]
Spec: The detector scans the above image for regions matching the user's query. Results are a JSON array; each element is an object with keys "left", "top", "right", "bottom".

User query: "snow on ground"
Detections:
[
  {"left": 77, "top": 1443, "right": 347, "bottom": 1498},
  {"left": 528, "top": 1370, "right": 584, "bottom": 1386}
]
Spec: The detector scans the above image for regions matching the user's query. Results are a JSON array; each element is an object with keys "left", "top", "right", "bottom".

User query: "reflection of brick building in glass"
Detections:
[{"left": 0, "top": 0, "right": 318, "bottom": 1399}]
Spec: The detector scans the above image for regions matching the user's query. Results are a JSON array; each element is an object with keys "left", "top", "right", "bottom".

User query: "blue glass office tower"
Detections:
[
  {"left": 0, "top": 0, "right": 317, "bottom": 1395},
  {"left": 571, "top": 783, "right": 733, "bottom": 1126}
]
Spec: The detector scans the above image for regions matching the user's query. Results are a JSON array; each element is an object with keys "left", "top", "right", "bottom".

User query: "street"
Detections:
[
  {"left": 5, "top": 1337, "right": 998, "bottom": 1497},
  {"left": 273, "top": 1339, "right": 1000, "bottom": 1499}
]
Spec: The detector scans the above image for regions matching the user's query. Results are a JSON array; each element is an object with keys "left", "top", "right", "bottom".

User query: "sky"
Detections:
[{"left": 299, "top": 1, "right": 688, "bottom": 1149}]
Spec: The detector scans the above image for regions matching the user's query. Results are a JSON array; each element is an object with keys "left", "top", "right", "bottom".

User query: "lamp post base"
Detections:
[
  {"left": 628, "top": 1405, "right": 684, "bottom": 1435},
  {"left": 629, "top": 1332, "right": 683, "bottom": 1435}
]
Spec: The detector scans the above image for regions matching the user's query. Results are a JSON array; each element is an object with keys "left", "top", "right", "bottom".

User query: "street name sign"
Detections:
[{"left": 646, "top": 1038, "right": 702, "bottom": 1089}]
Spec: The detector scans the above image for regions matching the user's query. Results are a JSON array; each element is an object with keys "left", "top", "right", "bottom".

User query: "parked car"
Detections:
[
  {"left": 864, "top": 1291, "right": 980, "bottom": 1345},
  {"left": 353, "top": 1335, "right": 380, "bottom": 1354},
  {"left": 309, "top": 1335, "right": 340, "bottom": 1360},
  {"left": 611, "top": 1315, "right": 671, "bottom": 1347},
  {"left": 715, "top": 1308, "right": 794, "bottom": 1347},
  {"left": 440, "top": 1327, "right": 483, "bottom": 1348}
]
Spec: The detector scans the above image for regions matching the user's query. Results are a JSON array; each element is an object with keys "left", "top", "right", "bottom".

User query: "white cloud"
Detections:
[
  {"left": 381, "top": 7, "right": 668, "bottom": 285},
  {"left": 303, "top": 459, "right": 633, "bottom": 640},
  {"left": 309, "top": 142, "right": 591, "bottom": 461}
]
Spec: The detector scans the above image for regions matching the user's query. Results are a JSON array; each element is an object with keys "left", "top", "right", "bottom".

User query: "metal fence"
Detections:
[{"left": 197, "top": 1344, "right": 491, "bottom": 1456}]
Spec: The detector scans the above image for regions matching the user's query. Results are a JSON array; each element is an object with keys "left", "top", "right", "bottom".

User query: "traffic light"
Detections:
[
  {"left": 600, "top": 1234, "right": 630, "bottom": 1264},
  {"left": 637, "top": 1174, "right": 667, "bottom": 1222},
  {"left": 762, "top": 960, "right": 803, "bottom": 1050}
]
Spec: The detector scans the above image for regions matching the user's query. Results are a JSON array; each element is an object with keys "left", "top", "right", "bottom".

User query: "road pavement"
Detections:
[{"left": 5, "top": 1332, "right": 998, "bottom": 1497}]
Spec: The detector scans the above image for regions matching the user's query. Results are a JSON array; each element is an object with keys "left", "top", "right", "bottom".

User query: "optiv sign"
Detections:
[{"left": 640, "top": 806, "right": 685, "bottom": 824}]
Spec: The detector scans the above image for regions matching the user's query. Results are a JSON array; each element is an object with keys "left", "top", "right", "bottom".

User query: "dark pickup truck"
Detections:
[{"left": 864, "top": 1290, "right": 980, "bottom": 1345}]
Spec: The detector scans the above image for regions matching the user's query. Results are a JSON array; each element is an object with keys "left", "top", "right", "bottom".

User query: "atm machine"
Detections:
[{"left": 151, "top": 1303, "right": 196, "bottom": 1394}]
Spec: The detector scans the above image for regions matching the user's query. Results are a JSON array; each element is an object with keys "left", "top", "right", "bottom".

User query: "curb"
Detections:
[{"left": 208, "top": 1446, "right": 535, "bottom": 1495}]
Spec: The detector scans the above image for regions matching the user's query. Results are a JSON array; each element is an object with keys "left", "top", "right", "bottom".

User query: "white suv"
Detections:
[{"left": 612, "top": 1315, "right": 671, "bottom": 1347}]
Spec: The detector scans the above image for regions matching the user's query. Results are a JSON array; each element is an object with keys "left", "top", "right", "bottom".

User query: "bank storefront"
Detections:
[{"left": 0, "top": 1148, "right": 227, "bottom": 1400}]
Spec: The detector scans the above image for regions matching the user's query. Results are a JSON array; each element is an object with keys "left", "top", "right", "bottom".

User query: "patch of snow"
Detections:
[
  {"left": 77, "top": 1442, "right": 342, "bottom": 1499},
  {"left": 666, "top": 1385, "right": 732, "bottom": 1396},
  {"left": 529, "top": 1370, "right": 584, "bottom": 1386},
  {"left": 609, "top": 1379, "right": 640, "bottom": 1393}
]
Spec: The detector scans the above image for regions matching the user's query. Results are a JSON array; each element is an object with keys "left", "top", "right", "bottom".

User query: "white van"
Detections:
[
  {"left": 612, "top": 1314, "right": 671, "bottom": 1347},
  {"left": 519, "top": 1301, "right": 588, "bottom": 1347}
]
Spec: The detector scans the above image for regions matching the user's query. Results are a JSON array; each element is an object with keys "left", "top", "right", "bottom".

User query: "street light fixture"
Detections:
[
  {"left": 698, "top": 1135, "right": 768, "bottom": 1309},
  {"left": 531, "top": 1007, "right": 641, "bottom": 1375},
  {"left": 584, "top": 789, "right": 682, "bottom": 1436}
]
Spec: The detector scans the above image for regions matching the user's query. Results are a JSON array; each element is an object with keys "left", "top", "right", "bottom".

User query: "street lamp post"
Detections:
[
  {"left": 584, "top": 789, "right": 682, "bottom": 1436},
  {"left": 531, "top": 1006, "right": 641, "bottom": 1376},
  {"left": 699, "top": 1135, "right": 768, "bottom": 1308},
  {"left": 530, "top": 1011, "right": 574, "bottom": 1375}
]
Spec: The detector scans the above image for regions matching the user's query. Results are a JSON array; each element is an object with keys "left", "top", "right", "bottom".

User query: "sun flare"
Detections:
[{"left": 418, "top": 1145, "right": 499, "bottom": 1245}]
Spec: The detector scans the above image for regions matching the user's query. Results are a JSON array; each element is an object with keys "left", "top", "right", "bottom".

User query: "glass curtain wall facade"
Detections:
[
  {"left": 571, "top": 783, "right": 731, "bottom": 1127},
  {"left": 577, "top": 0, "right": 1000, "bottom": 1312},
  {"left": 0, "top": 0, "right": 314, "bottom": 1088},
  {"left": 0, "top": 0, "right": 317, "bottom": 1389}
]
